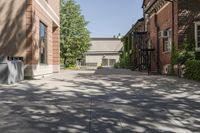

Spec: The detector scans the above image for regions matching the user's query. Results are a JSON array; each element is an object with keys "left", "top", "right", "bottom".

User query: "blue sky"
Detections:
[{"left": 74, "top": 0, "right": 143, "bottom": 37}]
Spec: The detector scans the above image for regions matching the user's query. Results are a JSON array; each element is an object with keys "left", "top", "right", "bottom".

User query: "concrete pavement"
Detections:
[{"left": 0, "top": 69, "right": 200, "bottom": 133}]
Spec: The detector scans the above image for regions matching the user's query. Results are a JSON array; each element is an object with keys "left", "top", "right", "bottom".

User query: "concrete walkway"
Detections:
[{"left": 0, "top": 69, "right": 200, "bottom": 133}]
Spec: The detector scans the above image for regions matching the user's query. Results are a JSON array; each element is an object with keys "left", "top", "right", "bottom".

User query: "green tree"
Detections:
[{"left": 61, "top": 0, "right": 90, "bottom": 66}]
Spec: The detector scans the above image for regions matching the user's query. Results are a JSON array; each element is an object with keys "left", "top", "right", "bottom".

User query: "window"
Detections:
[
  {"left": 198, "top": 25, "right": 200, "bottom": 47},
  {"left": 109, "top": 59, "right": 116, "bottom": 67},
  {"left": 195, "top": 23, "right": 200, "bottom": 50},
  {"left": 163, "top": 38, "right": 171, "bottom": 52},
  {"left": 39, "top": 22, "right": 47, "bottom": 64},
  {"left": 102, "top": 59, "right": 108, "bottom": 66},
  {"left": 162, "top": 29, "right": 172, "bottom": 52},
  {"left": 102, "top": 58, "right": 116, "bottom": 67}
]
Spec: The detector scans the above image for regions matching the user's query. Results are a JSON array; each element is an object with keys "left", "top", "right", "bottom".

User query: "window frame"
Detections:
[
  {"left": 195, "top": 22, "right": 200, "bottom": 51},
  {"left": 102, "top": 58, "right": 109, "bottom": 67},
  {"left": 39, "top": 21, "right": 48, "bottom": 64},
  {"left": 109, "top": 59, "right": 116, "bottom": 67},
  {"left": 162, "top": 29, "right": 172, "bottom": 52}
]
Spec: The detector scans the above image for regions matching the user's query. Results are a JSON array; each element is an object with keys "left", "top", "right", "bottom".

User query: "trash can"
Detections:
[{"left": 0, "top": 57, "right": 24, "bottom": 84}]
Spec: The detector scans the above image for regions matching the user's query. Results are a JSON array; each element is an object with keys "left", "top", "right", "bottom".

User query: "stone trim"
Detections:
[
  {"left": 145, "top": 0, "right": 169, "bottom": 17},
  {"left": 34, "top": 0, "right": 60, "bottom": 27}
]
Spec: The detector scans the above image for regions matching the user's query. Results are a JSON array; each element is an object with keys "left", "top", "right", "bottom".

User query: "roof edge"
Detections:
[{"left": 91, "top": 38, "right": 121, "bottom": 41}]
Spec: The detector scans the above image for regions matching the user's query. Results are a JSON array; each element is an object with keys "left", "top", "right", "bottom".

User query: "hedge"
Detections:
[
  {"left": 184, "top": 60, "right": 200, "bottom": 81},
  {"left": 195, "top": 52, "right": 200, "bottom": 60}
]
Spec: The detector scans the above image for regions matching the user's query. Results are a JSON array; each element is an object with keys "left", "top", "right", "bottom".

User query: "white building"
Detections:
[{"left": 84, "top": 38, "right": 123, "bottom": 67}]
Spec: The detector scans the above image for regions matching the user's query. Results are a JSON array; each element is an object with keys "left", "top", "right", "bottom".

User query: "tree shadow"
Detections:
[
  {"left": 0, "top": 0, "right": 38, "bottom": 79},
  {"left": 0, "top": 69, "right": 200, "bottom": 133}
]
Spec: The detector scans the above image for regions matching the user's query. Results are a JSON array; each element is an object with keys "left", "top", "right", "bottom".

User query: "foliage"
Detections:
[
  {"left": 60, "top": 0, "right": 90, "bottom": 66},
  {"left": 184, "top": 60, "right": 200, "bottom": 81},
  {"left": 119, "top": 52, "right": 129, "bottom": 68},
  {"left": 114, "top": 62, "right": 120, "bottom": 69},
  {"left": 97, "top": 66, "right": 103, "bottom": 69},
  {"left": 171, "top": 43, "right": 179, "bottom": 66},
  {"left": 172, "top": 39, "right": 195, "bottom": 65},
  {"left": 65, "top": 64, "right": 80, "bottom": 70},
  {"left": 195, "top": 52, "right": 200, "bottom": 60},
  {"left": 176, "top": 50, "right": 195, "bottom": 64}
]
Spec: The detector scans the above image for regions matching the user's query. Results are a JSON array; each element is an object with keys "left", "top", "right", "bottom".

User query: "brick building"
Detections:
[
  {"left": 0, "top": 0, "right": 60, "bottom": 78},
  {"left": 122, "top": 18, "right": 147, "bottom": 69},
  {"left": 143, "top": 0, "right": 200, "bottom": 74}
]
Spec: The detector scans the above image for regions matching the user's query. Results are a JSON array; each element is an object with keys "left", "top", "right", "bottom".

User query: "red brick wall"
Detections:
[
  {"left": 25, "top": 0, "right": 60, "bottom": 66},
  {"left": 148, "top": 13, "right": 158, "bottom": 71},
  {"left": 144, "top": 0, "right": 200, "bottom": 73},
  {"left": 178, "top": 0, "right": 200, "bottom": 48},
  {"left": 157, "top": 3, "right": 173, "bottom": 69},
  {"left": 147, "top": 1, "right": 179, "bottom": 73},
  {"left": 26, "top": 0, "right": 33, "bottom": 65},
  {"left": 52, "top": 27, "right": 60, "bottom": 66},
  {"left": 0, "top": 0, "right": 27, "bottom": 59},
  {"left": 25, "top": 0, "right": 60, "bottom": 76}
]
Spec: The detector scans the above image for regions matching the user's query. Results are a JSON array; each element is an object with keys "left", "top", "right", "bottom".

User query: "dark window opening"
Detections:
[
  {"left": 39, "top": 22, "right": 47, "bottom": 64},
  {"left": 109, "top": 59, "right": 116, "bottom": 67},
  {"left": 102, "top": 59, "right": 108, "bottom": 66},
  {"left": 197, "top": 25, "right": 200, "bottom": 47},
  {"left": 162, "top": 29, "right": 172, "bottom": 52}
]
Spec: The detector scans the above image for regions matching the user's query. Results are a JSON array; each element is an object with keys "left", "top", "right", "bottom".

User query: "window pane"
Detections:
[
  {"left": 102, "top": 59, "right": 108, "bottom": 66},
  {"left": 198, "top": 37, "right": 200, "bottom": 41},
  {"left": 39, "top": 22, "right": 47, "bottom": 64},
  {"left": 198, "top": 25, "right": 200, "bottom": 31},
  {"left": 109, "top": 59, "right": 116, "bottom": 67},
  {"left": 198, "top": 42, "right": 200, "bottom": 47},
  {"left": 163, "top": 38, "right": 169, "bottom": 52}
]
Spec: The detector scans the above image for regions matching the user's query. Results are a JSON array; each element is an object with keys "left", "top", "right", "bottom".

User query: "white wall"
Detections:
[{"left": 85, "top": 54, "right": 120, "bottom": 67}]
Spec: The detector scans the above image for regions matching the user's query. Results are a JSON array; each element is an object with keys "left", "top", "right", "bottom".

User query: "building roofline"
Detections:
[
  {"left": 91, "top": 38, "right": 121, "bottom": 41},
  {"left": 142, "top": 0, "right": 145, "bottom": 8},
  {"left": 123, "top": 17, "right": 145, "bottom": 38},
  {"left": 143, "top": 0, "right": 157, "bottom": 13}
]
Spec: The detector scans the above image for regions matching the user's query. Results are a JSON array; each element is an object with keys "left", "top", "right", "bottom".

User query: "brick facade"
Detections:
[
  {"left": 0, "top": 0, "right": 60, "bottom": 78},
  {"left": 143, "top": 0, "right": 200, "bottom": 74}
]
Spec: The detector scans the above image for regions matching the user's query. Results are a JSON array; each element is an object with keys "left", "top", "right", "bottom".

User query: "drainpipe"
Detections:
[
  {"left": 165, "top": 0, "right": 175, "bottom": 56},
  {"left": 154, "top": 10, "right": 161, "bottom": 74},
  {"left": 164, "top": 0, "right": 175, "bottom": 74}
]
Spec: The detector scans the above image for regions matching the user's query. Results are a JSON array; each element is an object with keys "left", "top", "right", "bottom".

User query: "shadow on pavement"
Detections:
[{"left": 0, "top": 69, "right": 199, "bottom": 133}]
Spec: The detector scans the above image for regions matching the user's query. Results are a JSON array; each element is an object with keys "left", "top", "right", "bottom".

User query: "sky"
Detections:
[{"left": 74, "top": 0, "right": 143, "bottom": 38}]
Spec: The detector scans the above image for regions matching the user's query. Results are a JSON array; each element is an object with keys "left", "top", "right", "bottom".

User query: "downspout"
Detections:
[
  {"left": 172, "top": 1, "right": 175, "bottom": 48},
  {"left": 154, "top": 10, "right": 161, "bottom": 73},
  {"left": 165, "top": 0, "right": 175, "bottom": 47},
  {"left": 164, "top": 0, "right": 175, "bottom": 74}
]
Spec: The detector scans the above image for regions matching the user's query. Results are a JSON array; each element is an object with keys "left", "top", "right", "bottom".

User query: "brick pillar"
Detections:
[{"left": 52, "top": 26, "right": 60, "bottom": 73}]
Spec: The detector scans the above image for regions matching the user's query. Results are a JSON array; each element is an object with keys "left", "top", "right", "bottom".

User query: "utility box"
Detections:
[{"left": 0, "top": 57, "right": 24, "bottom": 84}]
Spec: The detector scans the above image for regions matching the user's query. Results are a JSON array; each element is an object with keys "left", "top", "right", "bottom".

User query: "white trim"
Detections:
[
  {"left": 34, "top": 0, "right": 60, "bottom": 27},
  {"left": 195, "top": 22, "right": 200, "bottom": 51},
  {"left": 43, "top": 0, "right": 59, "bottom": 20}
]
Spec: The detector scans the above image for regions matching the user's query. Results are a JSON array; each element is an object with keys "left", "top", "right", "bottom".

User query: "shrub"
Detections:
[
  {"left": 171, "top": 44, "right": 179, "bottom": 65},
  {"left": 195, "top": 52, "right": 200, "bottom": 60},
  {"left": 184, "top": 60, "right": 200, "bottom": 81},
  {"left": 114, "top": 62, "right": 120, "bottom": 69},
  {"left": 65, "top": 64, "right": 79, "bottom": 70},
  {"left": 97, "top": 66, "right": 103, "bottom": 69},
  {"left": 176, "top": 50, "right": 195, "bottom": 64}
]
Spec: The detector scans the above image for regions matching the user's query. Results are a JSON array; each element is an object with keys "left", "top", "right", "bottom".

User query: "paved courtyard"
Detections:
[{"left": 0, "top": 69, "right": 200, "bottom": 133}]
